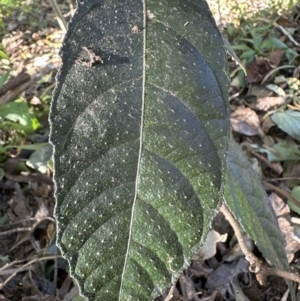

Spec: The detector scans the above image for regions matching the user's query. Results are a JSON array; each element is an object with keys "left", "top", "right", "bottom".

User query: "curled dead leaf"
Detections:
[
  {"left": 254, "top": 96, "right": 284, "bottom": 111},
  {"left": 230, "top": 107, "right": 264, "bottom": 137},
  {"left": 261, "top": 116, "right": 276, "bottom": 134}
]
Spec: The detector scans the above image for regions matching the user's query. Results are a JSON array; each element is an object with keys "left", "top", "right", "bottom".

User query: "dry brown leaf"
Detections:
[
  {"left": 293, "top": 65, "right": 300, "bottom": 78},
  {"left": 269, "top": 192, "right": 290, "bottom": 216},
  {"left": 179, "top": 274, "right": 200, "bottom": 301},
  {"left": 189, "top": 261, "right": 214, "bottom": 278},
  {"left": 42, "top": 295, "right": 57, "bottom": 301},
  {"left": 278, "top": 217, "right": 300, "bottom": 263},
  {"left": 8, "top": 183, "right": 30, "bottom": 222},
  {"left": 254, "top": 96, "right": 285, "bottom": 111},
  {"left": 250, "top": 85, "right": 271, "bottom": 99},
  {"left": 276, "top": 16, "right": 297, "bottom": 27},
  {"left": 268, "top": 50, "right": 284, "bottom": 67},
  {"left": 262, "top": 135, "right": 275, "bottom": 147},
  {"left": 230, "top": 107, "right": 263, "bottom": 137},
  {"left": 288, "top": 162, "right": 300, "bottom": 178},
  {"left": 62, "top": 286, "right": 79, "bottom": 301},
  {"left": 246, "top": 57, "right": 272, "bottom": 84},
  {"left": 58, "top": 275, "right": 73, "bottom": 299},
  {"left": 283, "top": 161, "right": 300, "bottom": 188},
  {"left": 35, "top": 198, "right": 49, "bottom": 219},
  {"left": 192, "top": 230, "right": 227, "bottom": 261},
  {"left": 261, "top": 117, "right": 276, "bottom": 134},
  {"left": 269, "top": 193, "right": 300, "bottom": 262},
  {"left": 205, "top": 258, "right": 249, "bottom": 295}
]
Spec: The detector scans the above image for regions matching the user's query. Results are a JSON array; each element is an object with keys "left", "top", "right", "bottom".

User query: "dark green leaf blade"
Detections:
[
  {"left": 225, "top": 137, "right": 295, "bottom": 300},
  {"left": 50, "top": 1, "right": 230, "bottom": 300}
]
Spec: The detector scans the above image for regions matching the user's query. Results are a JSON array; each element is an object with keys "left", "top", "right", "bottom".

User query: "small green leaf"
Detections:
[
  {"left": 0, "top": 100, "right": 41, "bottom": 133},
  {"left": 266, "top": 84, "right": 286, "bottom": 97},
  {"left": 260, "top": 38, "right": 287, "bottom": 50},
  {"left": 31, "top": 117, "right": 41, "bottom": 130},
  {"left": 252, "top": 35, "right": 263, "bottom": 50},
  {"left": 287, "top": 77, "right": 299, "bottom": 91},
  {"left": 0, "top": 213, "right": 9, "bottom": 226},
  {"left": 0, "top": 69, "right": 10, "bottom": 87},
  {"left": 0, "top": 101, "right": 32, "bottom": 126},
  {"left": 288, "top": 186, "right": 300, "bottom": 215},
  {"left": 231, "top": 44, "right": 253, "bottom": 51},
  {"left": 284, "top": 48, "right": 298, "bottom": 61},
  {"left": 258, "top": 142, "right": 300, "bottom": 162},
  {"left": 225, "top": 137, "right": 295, "bottom": 300},
  {"left": 240, "top": 50, "right": 256, "bottom": 59},
  {"left": 272, "top": 110, "right": 300, "bottom": 141},
  {"left": 240, "top": 38, "right": 256, "bottom": 44},
  {"left": 0, "top": 49, "right": 9, "bottom": 60},
  {"left": 26, "top": 144, "right": 53, "bottom": 173}
]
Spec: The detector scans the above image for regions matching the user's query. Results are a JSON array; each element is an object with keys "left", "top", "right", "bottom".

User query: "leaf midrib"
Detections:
[{"left": 119, "top": 2, "right": 147, "bottom": 300}]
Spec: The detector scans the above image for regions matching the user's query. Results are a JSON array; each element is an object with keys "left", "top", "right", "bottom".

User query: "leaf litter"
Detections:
[{"left": 0, "top": 1, "right": 300, "bottom": 301}]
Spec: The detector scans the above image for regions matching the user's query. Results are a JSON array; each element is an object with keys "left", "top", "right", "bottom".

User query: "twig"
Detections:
[
  {"left": 261, "top": 65, "right": 295, "bottom": 85},
  {"left": 274, "top": 22, "right": 300, "bottom": 47},
  {"left": 0, "top": 81, "right": 31, "bottom": 107},
  {"left": 262, "top": 267, "right": 300, "bottom": 283},
  {"left": 4, "top": 173, "right": 54, "bottom": 186},
  {"left": 262, "top": 181, "right": 300, "bottom": 208},
  {"left": 0, "top": 63, "right": 56, "bottom": 106},
  {"left": 220, "top": 204, "right": 261, "bottom": 269},
  {"left": 0, "top": 255, "right": 62, "bottom": 290},
  {"left": 251, "top": 151, "right": 282, "bottom": 175},
  {"left": 0, "top": 217, "right": 55, "bottom": 237},
  {"left": 0, "top": 73, "right": 30, "bottom": 96},
  {"left": 265, "top": 177, "right": 300, "bottom": 181},
  {"left": 53, "top": 247, "right": 58, "bottom": 294},
  {"left": 291, "top": 217, "right": 300, "bottom": 225},
  {"left": 0, "top": 227, "right": 34, "bottom": 236},
  {"left": 220, "top": 202, "right": 300, "bottom": 285},
  {"left": 164, "top": 282, "right": 176, "bottom": 301},
  {"left": 62, "top": 285, "right": 79, "bottom": 301},
  {"left": 48, "top": 0, "right": 67, "bottom": 32}
]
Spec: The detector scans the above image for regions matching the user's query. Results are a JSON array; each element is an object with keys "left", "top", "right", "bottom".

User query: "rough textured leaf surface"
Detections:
[
  {"left": 224, "top": 137, "right": 295, "bottom": 300},
  {"left": 50, "top": 1, "right": 229, "bottom": 300}
]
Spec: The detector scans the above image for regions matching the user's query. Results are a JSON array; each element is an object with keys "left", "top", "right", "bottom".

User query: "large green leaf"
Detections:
[
  {"left": 224, "top": 137, "right": 295, "bottom": 300},
  {"left": 50, "top": 1, "right": 230, "bottom": 300}
]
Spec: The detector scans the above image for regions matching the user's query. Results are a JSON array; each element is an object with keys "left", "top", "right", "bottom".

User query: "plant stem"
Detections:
[{"left": 220, "top": 202, "right": 300, "bottom": 285}]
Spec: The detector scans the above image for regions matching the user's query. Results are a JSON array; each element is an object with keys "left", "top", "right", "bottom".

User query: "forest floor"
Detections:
[{"left": 0, "top": 1, "right": 300, "bottom": 301}]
